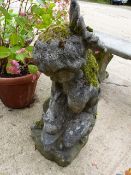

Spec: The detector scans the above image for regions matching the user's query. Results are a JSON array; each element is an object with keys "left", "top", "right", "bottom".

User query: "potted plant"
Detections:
[
  {"left": 0, "top": 0, "right": 39, "bottom": 108},
  {"left": 0, "top": 0, "right": 69, "bottom": 108}
]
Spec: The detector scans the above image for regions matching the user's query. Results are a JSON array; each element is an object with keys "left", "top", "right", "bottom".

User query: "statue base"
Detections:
[
  {"left": 31, "top": 111, "right": 95, "bottom": 167},
  {"left": 31, "top": 127, "right": 88, "bottom": 167}
]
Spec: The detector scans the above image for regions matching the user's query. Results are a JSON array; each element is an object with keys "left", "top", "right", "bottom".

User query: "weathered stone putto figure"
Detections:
[{"left": 31, "top": 0, "right": 112, "bottom": 166}]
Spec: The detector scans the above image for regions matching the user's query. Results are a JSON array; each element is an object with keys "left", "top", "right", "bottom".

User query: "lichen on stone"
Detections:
[
  {"left": 82, "top": 49, "right": 99, "bottom": 87},
  {"left": 38, "top": 23, "right": 71, "bottom": 43}
]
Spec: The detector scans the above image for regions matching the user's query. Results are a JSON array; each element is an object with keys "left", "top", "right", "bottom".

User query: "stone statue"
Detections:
[{"left": 31, "top": 0, "right": 113, "bottom": 166}]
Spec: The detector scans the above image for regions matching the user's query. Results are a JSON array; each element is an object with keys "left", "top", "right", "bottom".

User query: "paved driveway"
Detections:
[{"left": 80, "top": 1, "right": 131, "bottom": 41}]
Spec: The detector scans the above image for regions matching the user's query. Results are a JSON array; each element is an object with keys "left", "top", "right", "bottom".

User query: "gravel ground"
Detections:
[{"left": 0, "top": 2, "right": 131, "bottom": 175}]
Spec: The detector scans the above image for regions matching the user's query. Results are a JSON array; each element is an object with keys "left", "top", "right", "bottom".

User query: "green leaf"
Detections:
[
  {"left": 14, "top": 35, "right": 25, "bottom": 47},
  {"left": 8, "top": 53, "right": 16, "bottom": 60},
  {"left": 48, "top": 3, "right": 55, "bottom": 10},
  {"left": 0, "top": 0, "right": 4, "bottom": 4},
  {"left": 38, "top": 14, "right": 53, "bottom": 29},
  {"left": 0, "top": 6, "right": 11, "bottom": 19},
  {"left": 50, "top": 3, "right": 55, "bottom": 8},
  {"left": 31, "top": 5, "right": 43, "bottom": 15},
  {"left": 28, "top": 64, "right": 38, "bottom": 74},
  {"left": 8, "top": 9, "right": 13, "bottom": 13},
  {"left": 15, "top": 16, "right": 29, "bottom": 27},
  {"left": 10, "top": 46, "right": 21, "bottom": 53},
  {"left": 0, "top": 46, "right": 11, "bottom": 59},
  {"left": 26, "top": 46, "right": 33, "bottom": 52},
  {"left": 16, "top": 53, "right": 26, "bottom": 61},
  {"left": 10, "top": 33, "right": 19, "bottom": 46},
  {"left": 35, "top": 23, "right": 45, "bottom": 29}
]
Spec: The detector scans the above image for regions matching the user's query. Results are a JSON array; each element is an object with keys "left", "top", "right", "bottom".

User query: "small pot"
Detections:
[{"left": 0, "top": 72, "right": 40, "bottom": 109}]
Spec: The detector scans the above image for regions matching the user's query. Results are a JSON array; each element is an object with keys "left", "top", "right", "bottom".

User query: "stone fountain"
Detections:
[{"left": 31, "top": 0, "right": 112, "bottom": 167}]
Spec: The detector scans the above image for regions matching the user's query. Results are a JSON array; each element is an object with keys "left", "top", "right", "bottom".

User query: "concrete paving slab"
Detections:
[{"left": 79, "top": 1, "right": 131, "bottom": 41}]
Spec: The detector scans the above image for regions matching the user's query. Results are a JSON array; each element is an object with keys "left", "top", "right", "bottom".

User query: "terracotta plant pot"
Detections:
[{"left": 0, "top": 72, "right": 40, "bottom": 109}]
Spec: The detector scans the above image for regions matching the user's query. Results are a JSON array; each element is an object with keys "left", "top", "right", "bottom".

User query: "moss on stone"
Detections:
[
  {"left": 95, "top": 51, "right": 106, "bottom": 69},
  {"left": 95, "top": 51, "right": 113, "bottom": 82},
  {"left": 86, "top": 26, "right": 93, "bottom": 32},
  {"left": 39, "top": 23, "right": 71, "bottom": 43},
  {"left": 95, "top": 51, "right": 112, "bottom": 70},
  {"left": 82, "top": 49, "right": 99, "bottom": 87},
  {"left": 35, "top": 119, "right": 44, "bottom": 129}
]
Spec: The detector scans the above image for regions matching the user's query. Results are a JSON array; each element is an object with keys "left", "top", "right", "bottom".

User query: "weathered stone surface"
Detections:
[
  {"left": 69, "top": 0, "right": 80, "bottom": 33},
  {"left": 63, "top": 113, "right": 95, "bottom": 148},
  {"left": 32, "top": 42, "right": 99, "bottom": 166},
  {"left": 33, "top": 35, "right": 85, "bottom": 76},
  {"left": 31, "top": 0, "right": 111, "bottom": 167}
]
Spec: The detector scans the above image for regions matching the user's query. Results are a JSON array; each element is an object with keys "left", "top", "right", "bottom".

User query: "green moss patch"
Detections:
[
  {"left": 86, "top": 26, "right": 93, "bottom": 32},
  {"left": 34, "top": 120, "right": 44, "bottom": 129},
  {"left": 39, "top": 23, "right": 71, "bottom": 42},
  {"left": 82, "top": 49, "right": 99, "bottom": 87}
]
